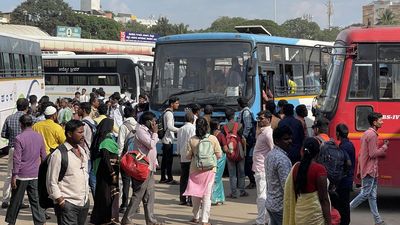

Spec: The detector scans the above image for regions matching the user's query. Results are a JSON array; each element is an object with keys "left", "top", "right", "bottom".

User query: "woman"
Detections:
[
  {"left": 210, "top": 120, "right": 227, "bottom": 205},
  {"left": 283, "top": 137, "right": 331, "bottom": 225},
  {"left": 90, "top": 118, "right": 120, "bottom": 225},
  {"left": 184, "top": 118, "right": 222, "bottom": 225}
]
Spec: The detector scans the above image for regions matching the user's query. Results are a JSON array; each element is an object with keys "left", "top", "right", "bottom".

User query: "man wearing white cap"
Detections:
[{"left": 33, "top": 106, "right": 66, "bottom": 155}]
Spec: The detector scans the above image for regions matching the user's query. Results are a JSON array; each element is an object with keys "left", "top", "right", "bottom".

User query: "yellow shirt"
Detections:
[
  {"left": 93, "top": 115, "right": 119, "bottom": 134},
  {"left": 32, "top": 119, "right": 66, "bottom": 155}
]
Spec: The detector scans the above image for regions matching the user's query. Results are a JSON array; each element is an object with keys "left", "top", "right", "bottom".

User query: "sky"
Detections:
[{"left": 0, "top": 0, "right": 373, "bottom": 30}]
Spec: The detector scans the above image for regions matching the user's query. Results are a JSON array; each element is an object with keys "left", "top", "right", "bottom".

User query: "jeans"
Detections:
[
  {"left": 120, "top": 168, "right": 131, "bottom": 208},
  {"left": 350, "top": 175, "right": 382, "bottom": 224},
  {"left": 5, "top": 179, "right": 46, "bottom": 225},
  {"left": 227, "top": 158, "right": 245, "bottom": 197},
  {"left": 337, "top": 186, "right": 351, "bottom": 225},
  {"left": 255, "top": 172, "right": 267, "bottom": 224},
  {"left": 267, "top": 210, "right": 283, "bottom": 225},
  {"left": 2, "top": 147, "right": 14, "bottom": 204},
  {"left": 54, "top": 200, "right": 90, "bottom": 225},
  {"left": 179, "top": 162, "right": 191, "bottom": 203},
  {"left": 245, "top": 153, "right": 255, "bottom": 184},
  {"left": 88, "top": 160, "right": 96, "bottom": 198},
  {"left": 160, "top": 143, "right": 174, "bottom": 181}
]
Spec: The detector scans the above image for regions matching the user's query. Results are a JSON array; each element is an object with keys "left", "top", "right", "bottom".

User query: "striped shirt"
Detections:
[{"left": 1, "top": 111, "right": 25, "bottom": 147}]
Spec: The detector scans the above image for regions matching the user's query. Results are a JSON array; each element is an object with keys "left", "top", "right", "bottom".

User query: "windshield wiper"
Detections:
[{"left": 168, "top": 89, "right": 204, "bottom": 98}]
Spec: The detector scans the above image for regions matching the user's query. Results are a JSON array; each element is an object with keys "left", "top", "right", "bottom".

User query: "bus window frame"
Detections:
[
  {"left": 346, "top": 61, "right": 377, "bottom": 101},
  {"left": 355, "top": 105, "right": 374, "bottom": 132}
]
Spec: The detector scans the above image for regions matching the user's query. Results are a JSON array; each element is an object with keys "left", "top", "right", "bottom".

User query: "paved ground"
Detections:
[{"left": 0, "top": 155, "right": 399, "bottom": 225}]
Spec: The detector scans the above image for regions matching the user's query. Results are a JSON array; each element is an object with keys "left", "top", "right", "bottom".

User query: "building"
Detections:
[
  {"left": 0, "top": 12, "right": 11, "bottom": 24},
  {"left": 81, "top": 0, "right": 101, "bottom": 12},
  {"left": 363, "top": 0, "right": 400, "bottom": 25}
]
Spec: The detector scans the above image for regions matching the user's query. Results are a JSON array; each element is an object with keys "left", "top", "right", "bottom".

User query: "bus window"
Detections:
[
  {"left": 32, "top": 56, "right": 38, "bottom": 76},
  {"left": 3, "top": 53, "right": 11, "bottom": 77},
  {"left": 25, "top": 55, "right": 32, "bottom": 75},
  {"left": 88, "top": 75, "right": 119, "bottom": 86},
  {"left": 71, "top": 75, "right": 87, "bottom": 85},
  {"left": 348, "top": 64, "right": 375, "bottom": 99},
  {"left": 355, "top": 106, "right": 373, "bottom": 131},
  {"left": 379, "top": 63, "right": 400, "bottom": 99},
  {"left": 13, "top": 54, "right": 22, "bottom": 77},
  {"left": 257, "top": 44, "right": 271, "bottom": 62},
  {"left": 271, "top": 46, "right": 283, "bottom": 62}
]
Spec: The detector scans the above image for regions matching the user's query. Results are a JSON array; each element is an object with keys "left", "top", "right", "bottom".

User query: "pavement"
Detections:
[{"left": 0, "top": 154, "right": 399, "bottom": 225}]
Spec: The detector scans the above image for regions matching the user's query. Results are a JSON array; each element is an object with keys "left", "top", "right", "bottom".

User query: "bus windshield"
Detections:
[
  {"left": 150, "top": 41, "right": 252, "bottom": 108},
  {"left": 317, "top": 43, "right": 345, "bottom": 114}
]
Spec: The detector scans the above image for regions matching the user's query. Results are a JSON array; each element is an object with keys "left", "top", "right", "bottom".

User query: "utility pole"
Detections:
[
  {"left": 326, "top": 0, "right": 333, "bottom": 30},
  {"left": 274, "top": 0, "right": 277, "bottom": 23}
]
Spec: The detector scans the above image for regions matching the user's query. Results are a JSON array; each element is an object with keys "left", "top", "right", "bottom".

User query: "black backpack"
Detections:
[
  {"left": 38, "top": 144, "right": 68, "bottom": 209},
  {"left": 316, "top": 137, "right": 349, "bottom": 186},
  {"left": 240, "top": 109, "right": 257, "bottom": 148},
  {"left": 157, "top": 109, "right": 172, "bottom": 139}
]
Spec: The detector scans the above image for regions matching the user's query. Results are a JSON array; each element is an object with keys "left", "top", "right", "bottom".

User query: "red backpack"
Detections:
[{"left": 223, "top": 123, "right": 245, "bottom": 161}]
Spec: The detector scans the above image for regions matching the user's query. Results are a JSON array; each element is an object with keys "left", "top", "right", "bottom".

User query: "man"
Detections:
[
  {"left": 133, "top": 94, "right": 149, "bottom": 120},
  {"left": 33, "top": 106, "right": 66, "bottom": 155},
  {"left": 237, "top": 97, "right": 256, "bottom": 189},
  {"left": 278, "top": 103, "right": 304, "bottom": 164},
  {"left": 177, "top": 112, "right": 196, "bottom": 205},
  {"left": 224, "top": 108, "right": 248, "bottom": 198},
  {"left": 118, "top": 106, "right": 138, "bottom": 214},
  {"left": 89, "top": 96, "right": 100, "bottom": 119},
  {"left": 350, "top": 112, "right": 389, "bottom": 225},
  {"left": 79, "top": 88, "right": 89, "bottom": 102},
  {"left": 160, "top": 97, "right": 180, "bottom": 184},
  {"left": 252, "top": 110, "right": 274, "bottom": 225},
  {"left": 77, "top": 102, "right": 97, "bottom": 197},
  {"left": 122, "top": 112, "right": 164, "bottom": 225},
  {"left": 265, "top": 125, "right": 293, "bottom": 225},
  {"left": 295, "top": 104, "right": 308, "bottom": 137},
  {"left": 108, "top": 93, "right": 124, "bottom": 134},
  {"left": 203, "top": 105, "right": 213, "bottom": 126},
  {"left": 73, "top": 92, "right": 81, "bottom": 102},
  {"left": 5, "top": 115, "right": 47, "bottom": 225},
  {"left": 58, "top": 98, "right": 73, "bottom": 126},
  {"left": 47, "top": 120, "right": 90, "bottom": 225},
  {"left": 1, "top": 98, "right": 30, "bottom": 209},
  {"left": 189, "top": 103, "right": 201, "bottom": 124},
  {"left": 29, "top": 95, "right": 38, "bottom": 116},
  {"left": 336, "top": 124, "right": 355, "bottom": 225}
]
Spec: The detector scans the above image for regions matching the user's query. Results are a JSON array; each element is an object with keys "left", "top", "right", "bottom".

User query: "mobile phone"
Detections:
[
  {"left": 384, "top": 139, "right": 389, "bottom": 145},
  {"left": 146, "top": 120, "right": 152, "bottom": 129}
]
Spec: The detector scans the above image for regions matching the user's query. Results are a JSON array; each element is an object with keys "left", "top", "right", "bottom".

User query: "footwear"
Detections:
[
  {"left": 245, "top": 182, "right": 256, "bottom": 189},
  {"left": 240, "top": 191, "right": 249, "bottom": 197},
  {"left": 45, "top": 213, "right": 51, "bottom": 220},
  {"left": 179, "top": 201, "right": 187, "bottom": 205},
  {"left": 119, "top": 207, "right": 126, "bottom": 214},
  {"left": 190, "top": 218, "right": 200, "bottom": 223},
  {"left": 159, "top": 179, "right": 168, "bottom": 184},
  {"left": 166, "top": 180, "right": 179, "bottom": 185},
  {"left": 227, "top": 193, "right": 237, "bottom": 199},
  {"left": 1, "top": 202, "right": 9, "bottom": 208}
]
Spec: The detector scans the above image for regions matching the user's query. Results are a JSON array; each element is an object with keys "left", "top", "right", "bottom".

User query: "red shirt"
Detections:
[
  {"left": 358, "top": 128, "right": 387, "bottom": 178},
  {"left": 293, "top": 162, "right": 327, "bottom": 193}
]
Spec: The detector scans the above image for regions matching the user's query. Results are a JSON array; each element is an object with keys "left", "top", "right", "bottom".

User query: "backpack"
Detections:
[
  {"left": 316, "top": 137, "right": 348, "bottom": 186},
  {"left": 240, "top": 109, "right": 257, "bottom": 148},
  {"left": 82, "top": 119, "right": 97, "bottom": 148},
  {"left": 122, "top": 121, "right": 136, "bottom": 155},
  {"left": 157, "top": 109, "right": 172, "bottom": 139},
  {"left": 223, "top": 123, "right": 245, "bottom": 162},
  {"left": 195, "top": 134, "right": 217, "bottom": 171},
  {"left": 38, "top": 144, "right": 68, "bottom": 209}
]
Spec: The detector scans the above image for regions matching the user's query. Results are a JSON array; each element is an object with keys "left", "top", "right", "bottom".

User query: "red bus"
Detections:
[{"left": 315, "top": 26, "right": 400, "bottom": 188}]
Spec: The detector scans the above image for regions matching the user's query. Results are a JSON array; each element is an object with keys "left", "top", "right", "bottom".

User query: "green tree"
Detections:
[
  {"left": 317, "top": 27, "right": 341, "bottom": 41},
  {"left": 377, "top": 8, "right": 397, "bottom": 25},
  {"left": 207, "top": 16, "right": 248, "bottom": 32},
  {"left": 150, "top": 17, "right": 189, "bottom": 36},
  {"left": 11, "top": 0, "right": 74, "bottom": 35},
  {"left": 124, "top": 20, "right": 150, "bottom": 33},
  {"left": 281, "top": 18, "right": 321, "bottom": 39}
]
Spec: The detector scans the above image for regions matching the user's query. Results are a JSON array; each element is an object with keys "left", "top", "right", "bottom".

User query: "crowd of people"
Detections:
[{"left": 0, "top": 88, "right": 390, "bottom": 225}]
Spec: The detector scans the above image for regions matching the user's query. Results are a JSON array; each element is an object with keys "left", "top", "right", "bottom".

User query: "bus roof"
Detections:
[
  {"left": 156, "top": 32, "right": 333, "bottom": 47},
  {"left": 42, "top": 54, "right": 153, "bottom": 62},
  {"left": 337, "top": 26, "right": 400, "bottom": 44},
  {"left": 0, "top": 32, "right": 41, "bottom": 55}
]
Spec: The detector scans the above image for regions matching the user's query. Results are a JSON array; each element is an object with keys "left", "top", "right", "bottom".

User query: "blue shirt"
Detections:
[{"left": 339, "top": 138, "right": 356, "bottom": 188}]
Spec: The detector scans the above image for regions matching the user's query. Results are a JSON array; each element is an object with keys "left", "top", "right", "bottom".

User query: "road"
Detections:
[{"left": 0, "top": 155, "right": 399, "bottom": 225}]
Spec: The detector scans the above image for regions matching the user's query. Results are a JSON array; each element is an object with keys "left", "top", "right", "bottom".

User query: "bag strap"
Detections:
[
  {"left": 163, "top": 109, "right": 172, "bottom": 131},
  {"left": 223, "top": 125, "right": 230, "bottom": 136},
  {"left": 57, "top": 144, "right": 69, "bottom": 182},
  {"left": 232, "top": 122, "right": 239, "bottom": 136}
]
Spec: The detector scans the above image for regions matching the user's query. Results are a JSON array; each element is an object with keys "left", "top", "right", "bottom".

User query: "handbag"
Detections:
[
  {"left": 120, "top": 150, "right": 150, "bottom": 181},
  {"left": 331, "top": 207, "right": 341, "bottom": 225}
]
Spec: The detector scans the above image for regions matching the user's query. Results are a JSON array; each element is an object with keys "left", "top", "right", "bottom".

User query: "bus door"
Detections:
[{"left": 259, "top": 65, "right": 277, "bottom": 100}]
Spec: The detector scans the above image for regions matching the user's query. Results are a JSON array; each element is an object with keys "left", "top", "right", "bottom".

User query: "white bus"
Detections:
[
  {"left": 43, "top": 54, "right": 154, "bottom": 101},
  {"left": 0, "top": 33, "right": 44, "bottom": 149}
]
